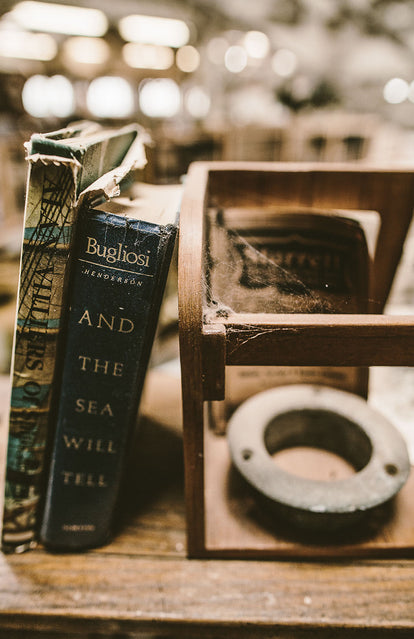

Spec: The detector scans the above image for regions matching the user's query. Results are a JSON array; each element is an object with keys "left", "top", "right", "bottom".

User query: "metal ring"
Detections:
[{"left": 227, "top": 384, "right": 411, "bottom": 531}]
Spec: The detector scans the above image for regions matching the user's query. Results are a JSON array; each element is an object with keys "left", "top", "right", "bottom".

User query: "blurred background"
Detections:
[{"left": 1, "top": 0, "right": 414, "bottom": 377}]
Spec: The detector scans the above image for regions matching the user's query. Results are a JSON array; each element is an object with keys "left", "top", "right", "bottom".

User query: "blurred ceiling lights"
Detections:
[
  {"left": 22, "top": 74, "right": 74, "bottom": 117},
  {"left": 118, "top": 14, "right": 190, "bottom": 48},
  {"left": 243, "top": 31, "right": 270, "bottom": 59},
  {"left": 62, "top": 37, "right": 110, "bottom": 66},
  {"left": 122, "top": 43, "right": 174, "bottom": 71},
  {"left": 184, "top": 86, "right": 211, "bottom": 119},
  {"left": 86, "top": 76, "right": 135, "bottom": 118},
  {"left": 139, "top": 78, "right": 181, "bottom": 118},
  {"left": 381, "top": 76, "right": 414, "bottom": 107},
  {"left": 9, "top": 1, "right": 108, "bottom": 37},
  {"left": 3, "top": 0, "right": 414, "bottom": 126},
  {"left": 0, "top": 29, "right": 57, "bottom": 60},
  {"left": 224, "top": 45, "right": 248, "bottom": 73},
  {"left": 272, "top": 48, "right": 297, "bottom": 78},
  {"left": 176, "top": 46, "right": 200, "bottom": 73}
]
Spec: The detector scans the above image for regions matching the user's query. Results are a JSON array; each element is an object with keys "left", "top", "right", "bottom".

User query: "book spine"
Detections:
[
  {"left": 40, "top": 208, "right": 177, "bottom": 550},
  {"left": 2, "top": 158, "right": 78, "bottom": 552}
]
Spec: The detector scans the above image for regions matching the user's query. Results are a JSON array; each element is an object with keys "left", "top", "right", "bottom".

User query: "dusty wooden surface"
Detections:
[{"left": 0, "top": 373, "right": 414, "bottom": 637}]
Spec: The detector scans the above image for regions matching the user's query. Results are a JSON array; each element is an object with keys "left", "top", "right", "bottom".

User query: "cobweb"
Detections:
[
  {"left": 203, "top": 206, "right": 370, "bottom": 322},
  {"left": 202, "top": 205, "right": 372, "bottom": 433}
]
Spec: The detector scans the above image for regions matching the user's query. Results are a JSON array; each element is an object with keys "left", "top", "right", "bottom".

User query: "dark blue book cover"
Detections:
[{"left": 40, "top": 193, "right": 178, "bottom": 550}]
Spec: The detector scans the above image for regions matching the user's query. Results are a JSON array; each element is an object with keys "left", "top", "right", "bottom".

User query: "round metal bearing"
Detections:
[{"left": 227, "top": 384, "right": 411, "bottom": 531}]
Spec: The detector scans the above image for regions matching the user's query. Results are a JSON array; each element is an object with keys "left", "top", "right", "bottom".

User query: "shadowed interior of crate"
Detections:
[{"left": 200, "top": 175, "right": 414, "bottom": 557}]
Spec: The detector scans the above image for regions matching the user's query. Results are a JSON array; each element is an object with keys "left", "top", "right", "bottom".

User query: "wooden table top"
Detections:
[{"left": 0, "top": 369, "right": 413, "bottom": 638}]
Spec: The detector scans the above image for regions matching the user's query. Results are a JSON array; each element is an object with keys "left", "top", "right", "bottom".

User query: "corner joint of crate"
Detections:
[{"left": 202, "top": 323, "right": 226, "bottom": 401}]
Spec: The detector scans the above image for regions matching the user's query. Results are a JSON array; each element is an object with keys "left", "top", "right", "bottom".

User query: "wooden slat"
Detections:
[
  {"left": 216, "top": 314, "right": 414, "bottom": 366},
  {"left": 178, "top": 162, "right": 208, "bottom": 556},
  {"left": 202, "top": 323, "right": 226, "bottom": 400}
]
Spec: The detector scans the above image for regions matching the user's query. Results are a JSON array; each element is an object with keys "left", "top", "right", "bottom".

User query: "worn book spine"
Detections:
[
  {"left": 40, "top": 207, "right": 177, "bottom": 550},
  {"left": 2, "top": 158, "right": 78, "bottom": 552},
  {"left": 2, "top": 124, "right": 146, "bottom": 552}
]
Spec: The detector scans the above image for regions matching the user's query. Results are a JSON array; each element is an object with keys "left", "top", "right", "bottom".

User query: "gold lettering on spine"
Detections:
[
  {"left": 75, "top": 398, "right": 113, "bottom": 415},
  {"left": 78, "top": 310, "right": 92, "bottom": 326},
  {"left": 85, "top": 235, "right": 151, "bottom": 267},
  {"left": 63, "top": 436, "right": 117, "bottom": 453},
  {"left": 61, "top": 471, "right": 108, "bottom": 487},
  {"left": 78, "top": 309, "right": 135, "bottom": 333},
  {"left": 78, "top": 356, "right": 124, "bottom": 377}
]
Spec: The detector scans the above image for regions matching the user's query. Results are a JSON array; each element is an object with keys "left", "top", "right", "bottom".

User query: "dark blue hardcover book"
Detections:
[{"left": 40, "top": 184, "right": 180, "bottom": 550}]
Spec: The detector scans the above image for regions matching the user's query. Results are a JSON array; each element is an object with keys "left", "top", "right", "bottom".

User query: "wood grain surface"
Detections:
[{"left": 0, "top": 372, "right": 414, "bottom": 637}]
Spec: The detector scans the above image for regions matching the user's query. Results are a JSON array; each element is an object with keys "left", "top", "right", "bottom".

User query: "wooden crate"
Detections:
[{"left": 178, "top": 161, "right": 414, "bottom": 558}]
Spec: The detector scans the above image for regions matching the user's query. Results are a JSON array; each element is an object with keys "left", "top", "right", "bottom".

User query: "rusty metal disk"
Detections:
[{"left": 227, "top": 384, "right": 411, "bottom": 531}]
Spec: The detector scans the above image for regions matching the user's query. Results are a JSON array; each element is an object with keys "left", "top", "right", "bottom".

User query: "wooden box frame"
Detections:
[{"left": 178, "top": 161, "right": 414, "bottom": 559}]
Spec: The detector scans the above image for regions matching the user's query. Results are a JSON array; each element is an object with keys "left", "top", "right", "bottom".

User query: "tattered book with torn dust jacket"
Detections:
[{"left": 2, "top": 121, "right": 148, "bottom": 553}]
